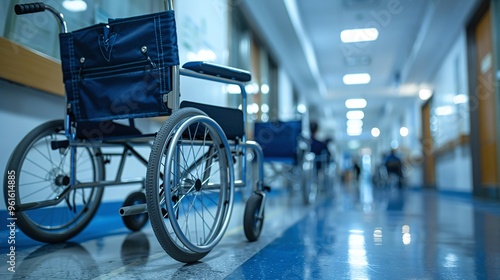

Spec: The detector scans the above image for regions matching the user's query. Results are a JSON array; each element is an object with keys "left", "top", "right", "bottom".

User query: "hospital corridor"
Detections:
[{"left": 1, "top": 0, "right": 500, "bottom": 279}]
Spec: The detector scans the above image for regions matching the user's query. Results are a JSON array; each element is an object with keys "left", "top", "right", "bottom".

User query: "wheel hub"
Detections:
[
  {"left": 55, "top": 175, "right": 70, "bottom": 186},
  {"left": 47, "top": 168, "right": 69, "bottom": 191},
  {"left": 194, "top": 179, "right": 202, "bottom": 192}
]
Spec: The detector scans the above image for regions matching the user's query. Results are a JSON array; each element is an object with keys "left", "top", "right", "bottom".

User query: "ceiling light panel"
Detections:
[
  {"left": 346, "top": 110, "right": 365, "bottom": 120},
  {"left": 345, "top": 98, "right": 367, "bottom": 109},
  {"left": 347, "top": 127, "right": 363, "bottom": 136},
  {"left": 419, "top": 88, "right": 433, "bottom": 100},
  {"left": 347, "top": 119, "right": 363, "bottom": 127},
  {"left": 453, "top": 94, "right": 468, "bottom": 104},
  {"left": 340, "top": 28, "right": 379, "bottom": 43},
  {"left": 63, "top": 0, "right": 87, "bottom": 12},
  {"left": 343, "top": 73, "right": 371, "bottom": 85},
  {"left": 371, "top": 127, "right": 380, "bottom": 137}
]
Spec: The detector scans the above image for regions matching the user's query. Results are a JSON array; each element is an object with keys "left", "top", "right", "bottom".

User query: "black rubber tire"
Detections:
[
  {"left": 243, "top": 193, "right": 264, "bottom": 242},
  {"left": 121, "top": 191, "right": 149, "bottom": 231},
  {"left": 4, "top": 120, "right": 104, "bottom": 243}
]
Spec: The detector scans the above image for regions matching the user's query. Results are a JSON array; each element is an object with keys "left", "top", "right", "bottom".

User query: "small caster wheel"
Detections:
[
  {"left": 122, "top": 191, "right": 149, "bottom": 231},
  {"left": 243, "top": 194, "right": 264, "bottom": 242}
]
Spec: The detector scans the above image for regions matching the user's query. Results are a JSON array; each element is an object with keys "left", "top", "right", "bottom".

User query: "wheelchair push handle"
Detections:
[
  {"left": 14, "top": 2, "right": 68, "bottom": 33},
  {"left": 14, "top": 3, "right": 46, "bottom": 15}
]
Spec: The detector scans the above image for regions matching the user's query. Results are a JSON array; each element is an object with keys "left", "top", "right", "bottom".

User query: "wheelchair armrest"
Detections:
[{"left": 182, "top": 61, "right": 251, "bottom": 82}]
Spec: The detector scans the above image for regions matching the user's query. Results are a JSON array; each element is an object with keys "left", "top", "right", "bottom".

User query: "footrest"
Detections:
[{"left": 182, "top": 61, "right": 251, "bottom": 82}]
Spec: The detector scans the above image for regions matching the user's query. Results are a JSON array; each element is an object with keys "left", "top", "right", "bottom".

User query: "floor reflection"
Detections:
[
  {"left": 120, "top": 232, "right": 150, "bottom": 266},
  {"left": 1, "top": 177, "right": 499, "bottom": 279},
  {"left": 227, "top": 178, "right": 500, "bottom": 279},
  {"left": 12, "top": 243, "right": 100, "bottom": 279}
]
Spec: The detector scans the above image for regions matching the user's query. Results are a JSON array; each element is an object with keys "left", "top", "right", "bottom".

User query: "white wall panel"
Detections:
[{"left": 431, "top": 31, "right": 472, "bottom": 193}]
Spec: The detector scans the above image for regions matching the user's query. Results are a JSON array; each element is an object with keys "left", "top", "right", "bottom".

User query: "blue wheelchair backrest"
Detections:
[
  {"left": 59, "top": 11, "right": 179, "bottom": 122},
  {"left": 254, "top": 120, "right": 302, "bottom": 159}
]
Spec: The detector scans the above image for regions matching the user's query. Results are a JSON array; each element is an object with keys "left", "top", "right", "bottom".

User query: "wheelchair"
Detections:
[
  {"left": 4, "top": 1, "right": 268, "bottom": 263},
  {"left": 253, "top": 120, "right": 318, "bottom": 205}
]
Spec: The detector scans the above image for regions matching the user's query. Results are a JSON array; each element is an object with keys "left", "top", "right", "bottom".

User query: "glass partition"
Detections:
[{"left": 3, "top": 0, "right": 162, "bottom": 60}]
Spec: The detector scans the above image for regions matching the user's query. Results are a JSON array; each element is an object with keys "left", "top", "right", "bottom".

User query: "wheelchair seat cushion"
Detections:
[
  {"left": 76, "top": 121, "right": 142, "bottom": 140},
  {"left": 180, "top": 101, "right": 244, "bottom": 140}
]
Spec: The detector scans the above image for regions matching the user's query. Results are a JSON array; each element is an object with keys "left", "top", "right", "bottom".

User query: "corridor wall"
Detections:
[{"left": 431, "top": 31, "right": 473, "bottom": 193}]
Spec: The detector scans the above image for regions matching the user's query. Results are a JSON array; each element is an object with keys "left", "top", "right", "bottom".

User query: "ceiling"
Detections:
[{"left": 240, "top": 0, "right": 480, "bottom": 150}]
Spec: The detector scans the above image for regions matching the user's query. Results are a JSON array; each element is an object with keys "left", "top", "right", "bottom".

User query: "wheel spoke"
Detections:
[
  {"left": 21, "top": 169, "right": 49, "bottom": 181},
  {"left": 20, "top": 182, "right": 56, "bottom": 201},
  {"left": 25, "top": 155, "right": 52, "bottom": 174},
  {"left": 32, "top": 139, "right": 57, "bottom": 170}
]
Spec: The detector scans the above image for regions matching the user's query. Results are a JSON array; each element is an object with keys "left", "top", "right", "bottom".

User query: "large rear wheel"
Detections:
[{"left": 4, "top": 120, "right": 104, "bottom": 243}]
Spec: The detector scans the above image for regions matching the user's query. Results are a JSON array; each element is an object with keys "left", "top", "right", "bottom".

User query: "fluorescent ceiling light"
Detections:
[
  {"left": 341, "top": 28, "right": 379, "bottom": 43},
  {"left": 261, "top": 84, "right": 270, "bottom": 94},
  {"left": 345, "top": 98, "right": 367, "bottom": 109},
  {"left": 346, "top": 110, "right": 365, "bottom": 120},
  {"left": 297, "top": 104, "right": 307, "bottom": 113},
  {"left": 261, "top": 104, "right": 269, "bottom": 113},
  {"left": 347, "top": 119, "right": 363, "bottom": 127},
  {"left": 453, "top": 94, "right": 468, "bottom": 104},
  {"left": 247, "top": 103, "right": 259, "bottom": 114},
  {"left": 347, "top": 127, "right": 363, "bottom": 136},
  {"left": 63, "top": 0, "right": 87, "bottom": 12},
  {"left": 435, "top": 106, "right": 454, "bottom": 116},
  {"left": 225, "top": 84, "right": 241, "bottom": 94},
  {"left": 400, "top": 127, "right": 409, "bottom": 137},
  {"left": 419, "top": 88, "right": 433, "bottom": 100},
  {"left": 343, "top": 73, "right": 371, "bottom": 85},
  {"left": 245, "top": 83, "right": 259, "bottom": 94},
  {"left": 371, "top": 127, "right": 380, "bottom": 137}
]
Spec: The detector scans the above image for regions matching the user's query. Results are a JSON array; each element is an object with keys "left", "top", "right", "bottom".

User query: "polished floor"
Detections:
[{"left": 1, "top": 175, "right": 500, "bottom": 279}]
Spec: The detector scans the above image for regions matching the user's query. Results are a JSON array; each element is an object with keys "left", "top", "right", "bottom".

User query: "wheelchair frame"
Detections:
[{"left": 5, "top": 0, "right": 268, "bottom": 263}]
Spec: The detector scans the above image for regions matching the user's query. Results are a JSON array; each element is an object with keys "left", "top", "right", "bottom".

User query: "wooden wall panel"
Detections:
[
  {"left": 474, "top": 8, "right": 498, "bottom": 186},
  {"left": 0, "top": 37, "right": 64, "bottom": 96},
  {"left": 421, "top": 101, "right": 435, "bottom": 187}
]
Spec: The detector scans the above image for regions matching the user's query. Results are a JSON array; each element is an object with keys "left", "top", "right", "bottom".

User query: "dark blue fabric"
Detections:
[
  {"left": 254, "top": 120, "right": 302, "bottom": 159},
  {"left": 59, "top": 11, "right": 179, "bottom": 122},
  {"left": 76, "top": 121, "right": 142, "bottom": 140}
]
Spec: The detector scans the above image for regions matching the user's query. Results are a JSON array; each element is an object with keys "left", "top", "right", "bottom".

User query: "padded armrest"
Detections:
[{"left": 182, "top": 61, "right": 251, "bottom": 82}]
